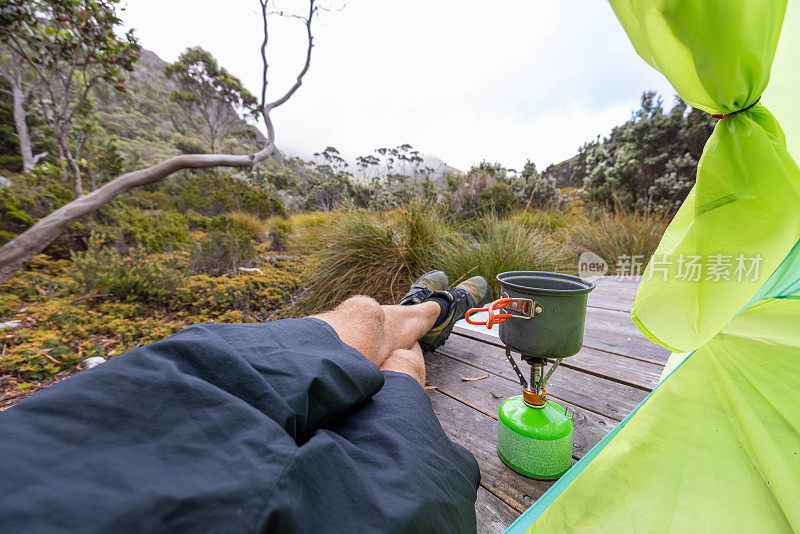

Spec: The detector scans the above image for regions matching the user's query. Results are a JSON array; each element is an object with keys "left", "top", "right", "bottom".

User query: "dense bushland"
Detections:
[{"left": 550, "top": 92, "right": 716, "bottom": 212}]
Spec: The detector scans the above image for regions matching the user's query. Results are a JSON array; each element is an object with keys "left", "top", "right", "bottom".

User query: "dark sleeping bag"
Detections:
[{"left": 0, "top": 318, "right": 480, "bottom": 533}]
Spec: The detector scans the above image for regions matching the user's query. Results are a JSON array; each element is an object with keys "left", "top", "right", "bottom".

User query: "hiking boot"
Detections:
[
  {"left": 419, "top": 276, "right": 490, "bottom": 352},
  {"left": 399, "top": 270, "right": 449, "bottom": 305}
]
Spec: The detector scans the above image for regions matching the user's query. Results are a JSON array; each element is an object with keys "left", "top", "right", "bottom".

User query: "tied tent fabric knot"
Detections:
[
  {"left": 615, "top": 0, "right": 800, "bottom": 354},
  {"left": 710, "top": 97, "right": 762, "bottom": 119},
  {"left": 510, "top": 1, "right": 800, "bottom": 532}
]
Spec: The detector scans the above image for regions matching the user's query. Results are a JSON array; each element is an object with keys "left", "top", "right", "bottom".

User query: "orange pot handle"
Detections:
[{"left": 465, "top": 297, "right": 513, "bottom": 329}]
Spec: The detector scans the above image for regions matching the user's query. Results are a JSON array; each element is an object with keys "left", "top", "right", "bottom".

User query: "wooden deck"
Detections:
[{"left": 425, "top": 276, "right": 670, "bottom": 533}]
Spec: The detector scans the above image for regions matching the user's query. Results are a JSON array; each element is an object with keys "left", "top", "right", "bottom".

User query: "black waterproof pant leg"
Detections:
[{"left": 0, "top": 318, "right": 480, "bottom": 533}]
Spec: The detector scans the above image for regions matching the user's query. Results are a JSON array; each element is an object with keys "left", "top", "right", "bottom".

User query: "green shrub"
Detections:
[
  {"left": 70, "top": 234, "right": 185, "bottom": 304},
  {"left": 0, "top": 173, "right": 73, "bottom": 244},
  {"left": 117, "top": 207, "right": 191, "bottom": 252},
  {"left": 174, "top": 139, "right": 208, "bottom": 154},
  {"left": 124, "top": 190, "right": 173, "bottom": 210},
  {"left": 225, "top": 211, "right": 268, "bottom": 242},
  {"left": 163, "top": 172, "right": 286, "bottom": 218},
  {"left": 477, "top": 182, "right": 518, "bottom": 216},
  {"left": 186, "top": 211, "right": 213, "bottom": 230},
  {"left": 96, "top": 135, "right": 127, "bottom": 183},
  {"left": 189, "top": 213, "right": 261, "bottom": 275},
  {"left": 518, "top": 167, "right": 564, "bottom": 210},
  {"left": 266, "top": 216, "right": 293, "bottom": 250}
]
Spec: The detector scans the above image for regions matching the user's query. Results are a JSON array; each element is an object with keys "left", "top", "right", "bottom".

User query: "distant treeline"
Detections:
[{"left": 541, "top": 91, "right": 715, "bottom": 212}]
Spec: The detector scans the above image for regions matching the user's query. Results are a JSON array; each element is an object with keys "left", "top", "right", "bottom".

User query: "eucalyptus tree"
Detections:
[
  {"left": 0, "top": 0, "right": 326, "bottom": 283},
  {"left": 0, "top": 44, "right": 43, "bottom": 172},
  {"left": 165, "top": 47, "right": 258, "bottom": 154},
  {"left": 355, "top": 154, "right": 379, "bottom": 179},
  {"left": 314, "top": 146, "right": 348, "bottom": 173},
  {"left": 0, "top": 0, "right": 140, "bottom": 195}
]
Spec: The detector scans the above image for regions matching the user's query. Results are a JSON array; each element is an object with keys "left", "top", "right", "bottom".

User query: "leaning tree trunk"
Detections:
[
  {"left": 0, "top": 144, "right": 274, "bottom": 284},
  {"left": 56, "top": 135, "right": 84, "bottom": 197},
  {"left": 11, "top": 80, "right": 33, "bottom": 173}
]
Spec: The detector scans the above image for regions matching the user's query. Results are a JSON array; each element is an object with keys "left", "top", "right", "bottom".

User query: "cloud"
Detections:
[{"left": 121, "top": 0, "right": 675, "bottom": 170}]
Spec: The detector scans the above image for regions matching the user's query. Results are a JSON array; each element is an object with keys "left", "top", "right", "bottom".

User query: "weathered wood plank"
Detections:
[
  {"left": 428, "top": 389, "right": 555, "bottom": 513},
  {"left": 591, "top": 276, "right": 642, "bottom": 290},
  {"left": 476, "top": 487, "right": 518, "bottom": 534},
  {"left": 454, "top": 308, "right": 670, "bottom": 365},
  {"left": 435, "top": 334, "right": 647, "bottom": 421},
  {"left": 425, "top": 353, "right": 615, "bottom": 459},
  {"left": 450, "top": 327, "right": 661, "bottom": 391},
  {"left": 562, "top": 349, "right": 661, "bottom": 391},
  {"left": 583, "top": 308, "right": 669, "bottom": 364},
  {"left": 588, "top": 278, "right": 640, "bottom": 308},
  {"left": 587, "top": 288, "right": 635, "bottom": 313}
]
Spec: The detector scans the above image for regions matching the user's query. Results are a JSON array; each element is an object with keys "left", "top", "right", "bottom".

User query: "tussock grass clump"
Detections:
[
  {"left": 294, "top": 202, "right": 670, "bottom": 312},
  {"left": 225, "top": 211, "right": 269, "bottom": 243},
  {"left": 299, "top": 207, "right": 574, "bottom": 310},
  {"left": 298, "top": 204, "right": 456, "bottom": 312},
  {"left": 509, "top": 209, "right": 577, "bottom": 231},
  {"left": 443, "top": 213, "right": 572, "bottom": 297},
  {"left": 276, "top": 211, "right": 341, "bottom": 254},
  {"left": 559, "top": 209, "right": 669, "bottom": 273}
]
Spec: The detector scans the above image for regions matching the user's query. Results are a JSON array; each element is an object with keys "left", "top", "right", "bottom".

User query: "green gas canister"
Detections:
[
  {"left": 465, "top": 271, "right": 593, "bottom": 479},
  {"left": 498, "top": 394, "right": 573, "bottom": 479}
]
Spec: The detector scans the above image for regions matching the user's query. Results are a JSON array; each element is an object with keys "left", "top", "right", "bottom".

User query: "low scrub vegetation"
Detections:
[
  {"left": 0, "top": 171, "right": 303, "bottom": 388},
  {"left": 1, "top": 252, "right": 303, "bottom": 381},
  {"left": 0, "top": 126, "right": 673, "bottom": 400},
  {"left": 0, "top": 164, "right": 669, "bottom": 392}
]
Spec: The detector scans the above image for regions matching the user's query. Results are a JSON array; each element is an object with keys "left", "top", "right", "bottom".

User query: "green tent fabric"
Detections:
[
  {"left": 659, "top": 0, "right": 800, "bottom": 381},
  {"left": 519, "top": 297, "right": 800, "bottom": 532},
  {"left": 765, "top": 2, "right": 800, "bottom": 159},
  {"left": 502, "top": 0, "right": 800, "bottom": 532},
  {"left": 622, "top": 0, "right": 800, "bottom": 354}
]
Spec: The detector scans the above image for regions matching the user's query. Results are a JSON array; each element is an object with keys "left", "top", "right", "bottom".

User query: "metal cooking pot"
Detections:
[
  {"left": 466, "top": 271, "right": 595, "bottom": 359},
  {"left": 498, "top": 271, "right": 595, "bottom": 358}
]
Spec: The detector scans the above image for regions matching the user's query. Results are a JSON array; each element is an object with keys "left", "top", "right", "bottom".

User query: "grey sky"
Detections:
[{"left": 122, "top": 1, "right": 675, "bottom": 171}]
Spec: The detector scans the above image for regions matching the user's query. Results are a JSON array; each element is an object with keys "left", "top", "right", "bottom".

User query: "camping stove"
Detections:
[{"left": 465, "top": 271, "right": 594, "bottom": 479}]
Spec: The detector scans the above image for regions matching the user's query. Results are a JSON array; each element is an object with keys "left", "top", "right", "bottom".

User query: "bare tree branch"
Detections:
[
  {"left": 266, "top": 0, "right": 316, "bottom": 110},
  {"left": 0, "top": 143, "right": 274, "bottom": 283},
  {"left": 259, "top": 0, "right": 270, "bottom": 108}
]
